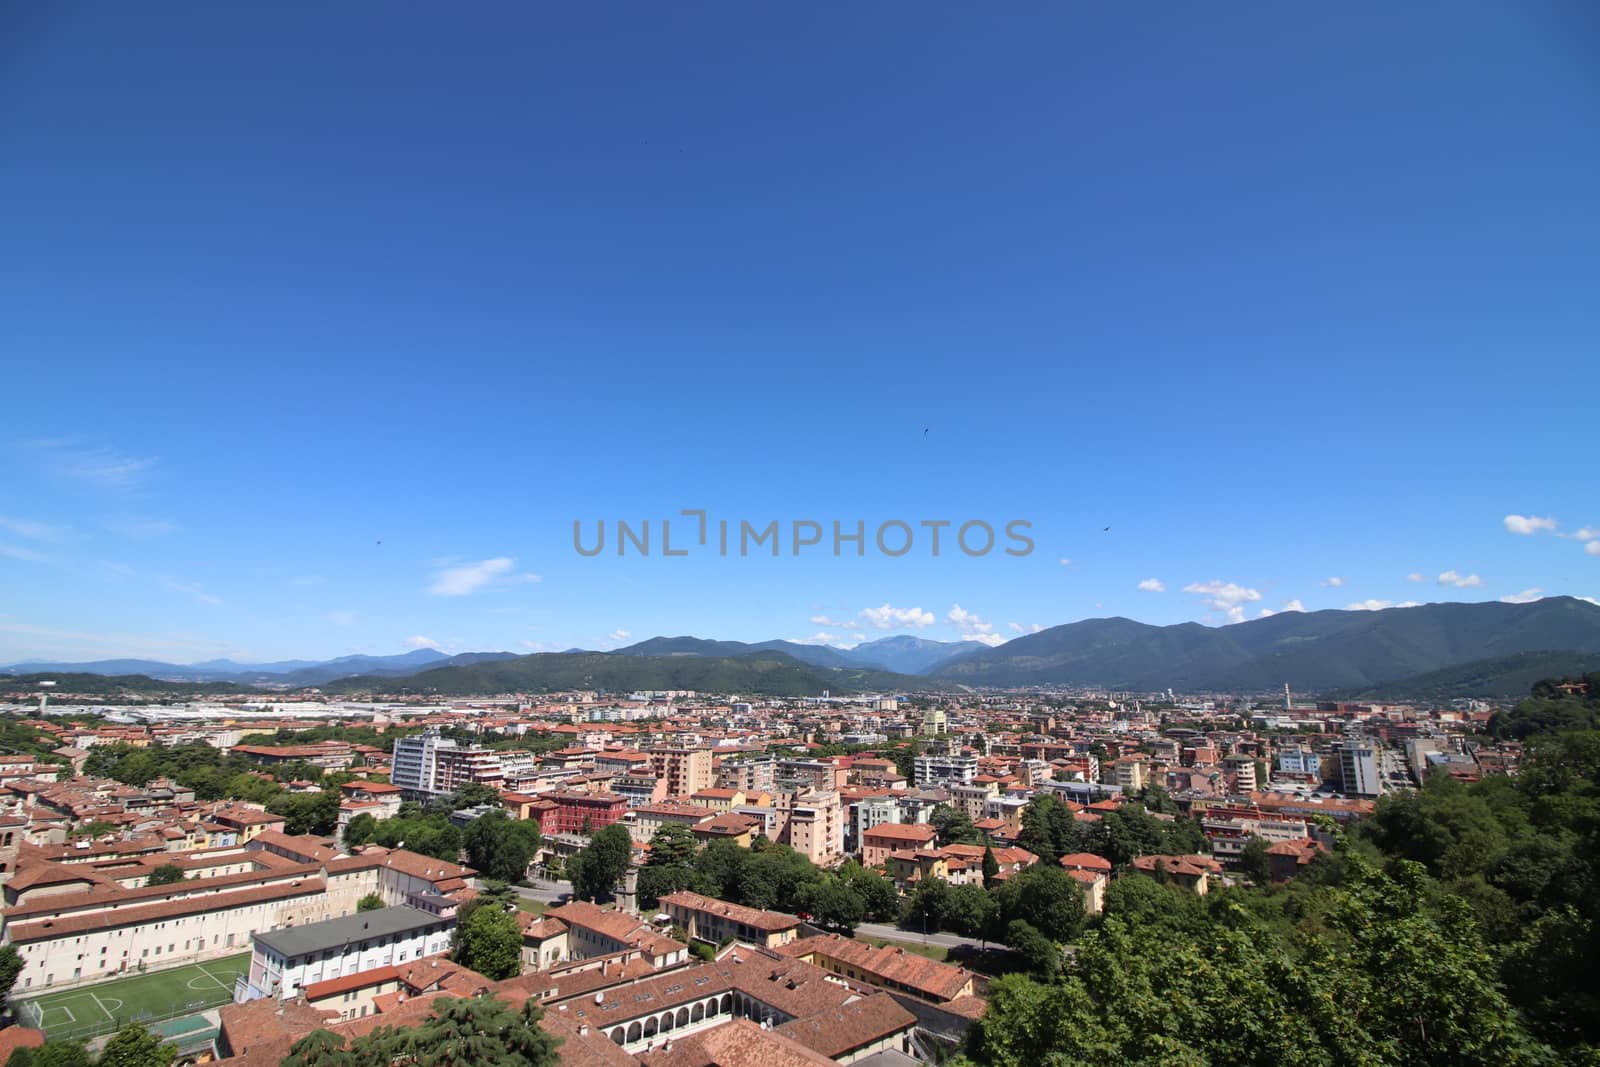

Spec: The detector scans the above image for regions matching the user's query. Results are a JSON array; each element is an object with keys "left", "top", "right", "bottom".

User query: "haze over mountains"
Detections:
[
  {"left": 7, "top": 597, "right": 1600, "bottom": 698},
  {"left": 0, "top": 649, "right": 518, "bottom": 686}
]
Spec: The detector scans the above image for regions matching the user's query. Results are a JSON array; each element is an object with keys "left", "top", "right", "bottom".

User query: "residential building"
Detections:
[
  {"left": 658, "top": 891, "right": 801, "bottom": 950},
  {"left": 1336, "top": 741, "right": 1383, "bottom": 797},
  {"left": 648, "top": 747, "right": 713, "bottom": 798},
  {"left": 238, "top": 906, "right": 454, "bottom": 1001},
  {"left": 912, "top": 753, "right": 977, "bottom": 787}
]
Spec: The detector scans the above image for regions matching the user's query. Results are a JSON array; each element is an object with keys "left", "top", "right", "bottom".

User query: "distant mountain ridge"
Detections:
[
  {"left": 613, "top": 634, "right": 986, "bottom": 673},
  {"left": 930, "top": 596, "right": 1600, "bottom": 692},
  {"left": 8, "top": 597, "right": 1599, "bottom": 697},
  {"left": 322, "top": 650, "right": 926, "bottom": 698},
  {"left": 0, "top": 649, "right": 518, "bottom": 686}
]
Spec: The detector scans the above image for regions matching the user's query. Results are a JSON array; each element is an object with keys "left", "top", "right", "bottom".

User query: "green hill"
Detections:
[
  {"left": 1327, "top": 650, "right": 1600, "bottom": 701},
  {"left": 931, "top": 597, "right": 1600, "bottom": 691},
  {"left": 0, "top": 673, "right": 256, "bottom": 698},
  {"left": 319, "top": 650, "right": 930, "bottom": 698}
]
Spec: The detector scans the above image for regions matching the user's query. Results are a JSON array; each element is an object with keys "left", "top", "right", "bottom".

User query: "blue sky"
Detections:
[{"left": 2, "top": 4, "right": 1597, "bottom": 663}]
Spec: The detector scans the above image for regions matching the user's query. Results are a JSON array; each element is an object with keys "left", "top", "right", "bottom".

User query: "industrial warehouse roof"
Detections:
[{"left": 253, "top": 905, "right": 448, "bottom": 959}]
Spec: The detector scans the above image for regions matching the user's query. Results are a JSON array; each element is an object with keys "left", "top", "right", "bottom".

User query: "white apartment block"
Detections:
[{"left": 240, "top": 905, "right": 454, "bottom": 1001}]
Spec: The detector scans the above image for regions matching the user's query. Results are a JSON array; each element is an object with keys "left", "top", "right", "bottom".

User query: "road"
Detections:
[
  {"left": 855, "top": 921, "right": 988, "bottom": 951},
  {"left": 511, "top": 881, "right": 988, "bottom": 952},
  {"left": 514, "top": 876, "right": 573, "bottom": 904}
]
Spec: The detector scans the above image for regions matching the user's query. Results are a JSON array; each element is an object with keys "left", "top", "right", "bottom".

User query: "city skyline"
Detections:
[{"left": 3, "top": 5, "right": 1596, "bottom": 661}]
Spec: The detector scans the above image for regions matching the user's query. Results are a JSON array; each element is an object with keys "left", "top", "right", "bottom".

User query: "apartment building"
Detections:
[
  {"left": 390, "top": 732, "right": 502, "bottom": 799},
  {"left": 647, "top": 747, "right": 713, "bottom": 798},
  {"left": 913, "top": 753, "right": 977, "bottom": 787},
  {"left": 716, "top": 754, "right": 775, "bottom": 793},
  {"left": 777, "top": 789, "right": 843, "bottom": 865},
  {"left": 239, "top": 906, "right": 454, "bottom": 1001},
  {"left": 1335, "top": 741, "right": 1383, "bottom": 797},
  {"left": 657, "top": 891, "right": 801, "bottom": 950}
]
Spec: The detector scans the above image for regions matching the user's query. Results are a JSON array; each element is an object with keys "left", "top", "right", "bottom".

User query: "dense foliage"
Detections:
[
  {"left": 281, "top": 995, "right": 559, "bottom": 1067},
  {"left": 462, "top": 810, "right": 541, "bottom": 883},
  {"left": 343, "top": 809, "right": 463, "bottom": 861},
  {"left": 83, "top": 742, "right": 343, "bottom": 835},
  {"left": 451, "top": 899, "right": 523, "bottom": 981},
  {"left": 968, "top": 676, "right": 1600, "bottom": 1064}
]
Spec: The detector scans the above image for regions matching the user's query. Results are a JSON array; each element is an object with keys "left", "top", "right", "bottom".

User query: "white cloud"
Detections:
[
  {"left": 1499, "top": 589, "right": 1544, "bottom": 604},
  {"left": 0, "top": 542, "right": 47, "bottom": 562},
  {"left": 1258, "top": 608, "right": 1276, "bottom": 618},
  {"left": 1572, "top": 527, "right": 1599, "bottom": 542},
  {"left": 1182, "top": 580, "right": 1263, "bottom": 623},
  {"left": 1398, "top": 601, "right": 1422, "bottom": 608},
  {"left": 809, "top": 615, "right": 851, "bottom": 627},
  {"left": 1438, "top": 570, "right": 1484, "bottom": 588},
  {"left": 1007, "top": 622, "right": 1045, "bottom": 634},
  {"left": 1579, "top": 596, "right": 1600, "bottom": 607},
  {"left": 608, "top": 629, "right": 632, "bottom": 642},
  {"left": 101, "top": 516, "right": 178, "bottom": 539},
  {"left": 1322, "top": 576, "right": 1344, "bottom": 587},
  {"left": 1406, "top": 572, "right": 1425, "bottom": 583},
  {"left": 1059, "top": 558, "right": 1073, "bottom": 567},
  {"left": 428, "top": 556, "right": 539, "bottom": 596},
  {"left": 792, "top": 632, "right": 836, "bottom": 645},
  {"left": 1009, "top": 622, "right": 1024, "bottom": 634},
  {"left": 407, "top": 635, "right": 443, "bottom": 651},
  {"left": 859, "top": 604, "right": 936, "bottom": 630},
  {"left": 963, "top": 633, "right": 1005, "bottom": 647},
  {"left": 1282, "top": 599, "right": 1306, "bottom": 612},
  {"left": 947, "top": 603, "right": 995, "bottom": 635},
  {"left": 26, "top": 440, "right": 157, "bottom": 492},
  {"left": 162, "top": 577, "right": 221, "bottom": 606},
  {"left": 1347, "top": 599, "right": 1392, "bottom": 611},
  {"left": 1504, "top": 514, "right": 1558, "bottom": 535},
  {"left": 1588, "top": 541, "right": 1600, "bottom": 557},
  {"left": 1137, "top": 578, "right": 1166, "bottom": 593},
  {"left": 328, "top": 610, "right": 356, "bottom": 627},
  {"left": 851, "top": 632, "right": 866, "bottom": 641},
  {"left": 0, "top": 515, "right": 67, "bottom": 542}
]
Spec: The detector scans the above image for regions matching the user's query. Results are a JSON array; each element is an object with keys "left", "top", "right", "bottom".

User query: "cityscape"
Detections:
[{"left": 3, "top": 5, "right": 1597, "bottom": 1067}]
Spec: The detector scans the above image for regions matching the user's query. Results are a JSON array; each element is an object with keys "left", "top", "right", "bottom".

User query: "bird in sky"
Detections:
[{"left": 1103, "top": 526, "right": 1111, "bottom": 532}]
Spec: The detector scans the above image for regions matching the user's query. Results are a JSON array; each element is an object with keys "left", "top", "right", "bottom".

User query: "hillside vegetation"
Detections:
[{"left": 321, "top": 650, "right": 926, "bottom": 697}]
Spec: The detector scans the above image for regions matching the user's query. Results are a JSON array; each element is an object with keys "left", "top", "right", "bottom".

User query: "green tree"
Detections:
[
  {"left": 463, "top": 810, "right": 541, "bottom": 883},
  {"left": 0, "top": 944, "right": 25, "bottom": 1001},
  {"left": 843, "top": 865, "right": 899, "bottom": 922},
  {"left": 568, "top": 823, "right": 632, "bottom": 903},
  {"left": 990, "top": 864, "right": 1084, "bottom": 943},
  {"left": 343, "top": 812, "right": 378, "bottom": 849},
  {"left": 146, "top": 863, "right": 186, "bottom": 886},
  {"left": 797, "top": 876, "right": 866, "bottom": 934},
  {"left": 98, "top": 1024, "right": 175, "bottom": 1067},
  {"left": 646, "top": 822, "right": 698, "bottom": 867},
  {"left": 981, "top": 845, "right": 1000, "bottom": 887},
  {"left": 1238, "top": 835, "right": 1272, "bottom": 884},
  {"left": 27, "top": 1043, "right": 90, "bottom": 1067},
  {"left": 449, "top": 783, "right": 503, "bottom": 811},
  {"left": 1004, "top": 919, "right": 1060, "bottom": 979},
  {"left": 269, "top": 790, "right": 340, "bottom": 836},
  {"left": 452, "top": 902, "right": 522, "bottom": 981},
  {"left": 357, "top": 892, "right": 385, "bottom": 912},
  {"left": 930, "top": 805, "right": 983, "bottom": 846},
  {"left": 283, "top": 1030, "right": 351, "bottom": 1067}
]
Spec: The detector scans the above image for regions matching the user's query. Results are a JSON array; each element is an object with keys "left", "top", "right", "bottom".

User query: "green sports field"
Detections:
[{"left": 16, "top": 952, "right": 251, "bottom": 1042}]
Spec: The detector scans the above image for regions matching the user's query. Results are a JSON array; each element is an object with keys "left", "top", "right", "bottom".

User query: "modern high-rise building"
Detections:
[
  {"left": 391, "top": 731, "right": 502, "bottom": 799},
  {"left": 913, "top": 752, "right": 977, "bottom": 787},
  {"left": 648, "top": 746, "right": 713, "bottom": 798},
  {"left": 1336, "top": 742, "right": 1382, "bottom": 797}
]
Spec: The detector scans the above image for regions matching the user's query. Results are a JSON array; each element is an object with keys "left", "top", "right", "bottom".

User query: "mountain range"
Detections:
[
  {"left": 614, "top": 634, "right": 988, "bottom": 674},
  {"left": 927, "top": 596, "right": 1600, "bottom": 692},
  {"left": 7, "top": 597, "right": 1600, "bottom": 698},
  {"left": 0, "top": 649, "right": 520, "bottom": 686}
]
